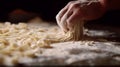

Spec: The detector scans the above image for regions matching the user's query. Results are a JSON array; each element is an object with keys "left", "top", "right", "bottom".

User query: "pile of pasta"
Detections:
[
  {"left": 0, "top": 22, "right": 84, "bottom": 65},
  {"left": 0, "top": 22, "right": 59, "bottom": 65}
]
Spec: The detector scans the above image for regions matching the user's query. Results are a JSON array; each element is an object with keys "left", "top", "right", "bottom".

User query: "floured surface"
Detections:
[
  {"left": 23, "top": 41, "right": 120, "bottom": 66},
  {"left": 0, "top": 22, "right": 120, "bottom": 66}
]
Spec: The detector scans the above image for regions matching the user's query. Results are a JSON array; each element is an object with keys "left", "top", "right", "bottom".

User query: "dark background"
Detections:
[
  {"left": 0, "top": 0, "right": 71, "bottom": 22},
  {"left": 0, "top": 0, "right": 120, "bottom": 26}
]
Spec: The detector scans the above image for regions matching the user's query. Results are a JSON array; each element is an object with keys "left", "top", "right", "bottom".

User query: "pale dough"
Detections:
[{"left": 0, "top": 21, "right": 85, "bottom": 65}]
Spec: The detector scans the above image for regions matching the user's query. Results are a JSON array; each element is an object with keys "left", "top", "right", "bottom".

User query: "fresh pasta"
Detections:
[{"left": 0, "top": 21, "right": 84, "bottom": 65}]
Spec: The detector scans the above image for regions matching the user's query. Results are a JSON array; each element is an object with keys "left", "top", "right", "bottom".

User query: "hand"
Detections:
[{"left": 56, "top": 0, "right": 106, "bottom": 32}]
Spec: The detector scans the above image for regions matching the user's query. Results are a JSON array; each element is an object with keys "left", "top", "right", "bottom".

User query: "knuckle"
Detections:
[
  {"left": 56, "top": 15, "right": 60, "bottom": 20},
  {"left": 68, "top": 1, "right": 75, "bottom": 5},
  {"left": 71, "top": 3, "right": 79, "bottom": 8},
  {"left": 56, "top": 15, "right": 58, "bottom": 19}
]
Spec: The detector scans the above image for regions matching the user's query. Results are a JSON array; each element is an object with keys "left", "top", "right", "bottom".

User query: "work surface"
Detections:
[
  {"left": 23, "top": 22, "right": 120, "bottom": 66},
  {"left": 0, "top": 21, "right": 120, "bottom": 66}
]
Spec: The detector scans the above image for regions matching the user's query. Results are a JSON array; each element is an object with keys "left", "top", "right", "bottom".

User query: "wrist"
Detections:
[{"left": 99, "top": 0, "right": 120, "bottom": 11}]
